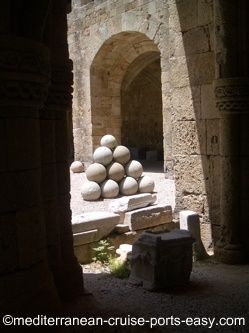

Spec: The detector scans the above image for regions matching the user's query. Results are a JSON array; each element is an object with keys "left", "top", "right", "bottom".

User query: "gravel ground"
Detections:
[{"left": 62, "top": 260, "right": 249, "bottom": 333}]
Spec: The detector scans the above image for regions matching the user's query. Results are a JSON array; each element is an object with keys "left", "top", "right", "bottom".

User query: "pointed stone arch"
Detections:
[{"left": 90, "top": 31, "right": 162, "bottom": 158}]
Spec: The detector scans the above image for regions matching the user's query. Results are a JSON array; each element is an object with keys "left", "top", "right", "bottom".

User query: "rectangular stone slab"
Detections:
[
  {"left": 73, "top": 229, "right": 98, "bottom": 246},
  {"left": 114, "top": 224, "right": 130, "bottom": 234},
  {"left": 109, "top": 193, "right": 157, "bottom": 213},
  {"left": 123, "top": 204, "right": 172, "bottom": 231},
  {"left": 179, "top": 210, "right": 208, "bottom": 259},
  {"left": 72, "top": 212, "right": 120, "bottom": 240}
]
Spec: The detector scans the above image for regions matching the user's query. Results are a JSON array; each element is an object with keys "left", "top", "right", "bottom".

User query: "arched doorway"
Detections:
[
  {"left": 121, "top": 53, "right": 163, "bottom": 162},
  {"left": 90, "top": 31, "right": 163, "bottom": 165}
]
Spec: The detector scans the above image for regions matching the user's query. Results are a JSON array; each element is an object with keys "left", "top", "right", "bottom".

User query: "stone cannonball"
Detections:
[
  {"left": 138, "top": 175, "right": 155, "bottom": 193},
  {"left": 119, "top": 177, "right": 138, "bottom": 196},
  {"left": 93, "top": 146, "right": 113, "bottom": 166},
  {"left": 107, "top": 162, "right": 125, "bottom": 182},
  {"left": 81, "top": 181, "right": 101, "bottom": 201},
  {"left": 125, "top": 160, "right": 143, "bottom": 179},
  {"left": 101, "top": 179, "right": 119, "bottom": 198},
  {"left": 100, "top": 134, "right": 117, "bottom": 149},
  {"left": 113, "top": 145, "right": 130, "bottom": 165},
  {"left": 70, "top": 161, "right": 84, "bottom": 173},
  {"left": 86, "top": 163, "right": 107, "bottom": 183}
]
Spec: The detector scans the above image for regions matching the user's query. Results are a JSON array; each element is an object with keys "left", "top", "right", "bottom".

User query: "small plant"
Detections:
[
  {"left": 109, "top": 257, "right": 130, "bottom": 279},
  {"left": 92, "top": 239, "right": 114, "bottom": 263}
]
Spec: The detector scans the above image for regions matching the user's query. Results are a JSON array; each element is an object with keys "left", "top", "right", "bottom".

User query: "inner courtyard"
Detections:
[{"left": 1, "top": 0, "right": 249, "bottom": 330}]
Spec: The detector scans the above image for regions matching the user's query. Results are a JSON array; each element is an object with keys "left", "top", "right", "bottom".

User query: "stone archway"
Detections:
[
  {"left": 121, "top": 53, "right": 163, "bottom": 161},
  {"left": 90, "top": 31, "right": 162, "bottom": 160}
]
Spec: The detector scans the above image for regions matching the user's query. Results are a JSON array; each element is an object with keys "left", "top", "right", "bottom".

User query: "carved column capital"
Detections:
[
  {"left": 214, "top": 77, "right": 249, "bottom": 114},
  {"left": 44, "top": 60, "right": 73, "bottom": 112},
  {"left": 0, "top": 36, "right": 50, "bottom": 109}
]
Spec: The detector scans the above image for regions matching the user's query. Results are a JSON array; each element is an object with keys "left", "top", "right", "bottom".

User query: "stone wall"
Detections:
[{"left": 68, "top": 0, "right": 218, "bottom": 242}]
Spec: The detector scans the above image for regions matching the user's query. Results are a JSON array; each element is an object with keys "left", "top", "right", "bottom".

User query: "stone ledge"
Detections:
[
  {"left": 72, "top": 211, "right": 120, "bottom": 234},
  {"left": 123, "top": 204, "right": 172, "bottom": 231},
  {"left": 114, "top": 224, "right": 130, "bottom": 234},
  {"left": 74, "top": 222, "right": 177, "bottom": 264},
  {"left": 73, "top": 229, "right": 98, "bottom": 246},
  {"left": 109, "top": 193, "right": 157, "bottom": 213}
]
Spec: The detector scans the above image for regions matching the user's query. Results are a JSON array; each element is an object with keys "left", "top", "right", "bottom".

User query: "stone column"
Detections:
[
  {"left": 214, "top": 0, "right": 249, "bottom": 263},
  {"left": 43, "top": 0, "right": 84, "bottom": 300},
  {"left": 0, "top": 36, "right": 59, "bottom": 313}
]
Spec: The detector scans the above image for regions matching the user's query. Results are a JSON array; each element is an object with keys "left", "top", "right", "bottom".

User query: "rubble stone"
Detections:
[
  {"left": 114, "top": 224, "right": 130, "bottom": 234},
  {"left": 124, "top": 204, "right": 172, "bottom": 231},
  {"left": 109, "top": 193, "right": 157, "bottom": 213}
]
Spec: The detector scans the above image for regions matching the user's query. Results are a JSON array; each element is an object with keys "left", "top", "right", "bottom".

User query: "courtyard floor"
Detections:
[{"left": 68, "top": 163, "right": 249, "bottom": 333}]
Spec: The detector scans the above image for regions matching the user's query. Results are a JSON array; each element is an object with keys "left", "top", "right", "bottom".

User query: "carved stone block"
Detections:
[
  {"left": 123, "top": 204, "right": 172, "bottom": 231},
  {"left": 130, "top": 229, "right": 194, "bottom": 290}
]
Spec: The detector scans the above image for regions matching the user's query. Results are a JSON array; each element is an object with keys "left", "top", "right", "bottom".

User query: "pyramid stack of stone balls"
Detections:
[{"left": 81, "top": 135, "right": 155, "bottom": 201}]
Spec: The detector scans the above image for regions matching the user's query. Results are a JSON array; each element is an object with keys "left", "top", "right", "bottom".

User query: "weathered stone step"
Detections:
[
  {"left": 109, "top": 193, "right": 157, "bottom": 213},
  {"left": 73, "top": 229, "right": 98, "bottom": 246},
  {"left": 72, "top": 212, "right": 120, "bottom": 244},
  {"left": 123, "top": 204, "right": 172, "bottom": 231}
]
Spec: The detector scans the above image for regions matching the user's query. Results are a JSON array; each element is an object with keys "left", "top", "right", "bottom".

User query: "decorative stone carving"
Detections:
[
  {"left": 125, "top": 160, "right": 143, "bottom": 179},
  {"left": 0, "top": 37, "right": 50, "bottom": 108},
  {"left": 101, "top": 179, "right": 119, "bottom": 198},
  {"left": 113, "top": 145, "right": 131, "bottom": 165},
  {"left": 45, "top": 62, "right": 74, "bottom": 111},
  {"left": 93, "top": 146, "right": 113, "bottom": 166},
  {"left": 130, "top": 229, "right": 194, "bottom": 290},
  {"left": 100, "top": 134, "right": 118, "bottom": 149},
  {"left": 86, "top": 163, "right": 107, "bottom": 183},
  {"left": 81, "top": 181, "right": 101, "bottom": 201},
  {"left": 214, "top": 78, "right": 249, "bottom": 114}
]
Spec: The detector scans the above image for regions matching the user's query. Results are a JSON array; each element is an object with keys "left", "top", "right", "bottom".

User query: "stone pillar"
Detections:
[
  {"left": 43, "top": 0, "right": 84, "bottom": 300},
  {"left": 214, "top": 0, "right": 249, "bottom": 263},
  {"left": 0, "top": 36, "right": 59, "bottom": 313}
]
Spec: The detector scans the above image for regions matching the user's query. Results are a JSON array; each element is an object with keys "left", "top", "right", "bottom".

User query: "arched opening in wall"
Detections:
[
  {"left": 90, "top": 32, "right": 163, "bottom": 170},
  {"left": 121, "top": 52, "right": 163, "bottom": 168}
]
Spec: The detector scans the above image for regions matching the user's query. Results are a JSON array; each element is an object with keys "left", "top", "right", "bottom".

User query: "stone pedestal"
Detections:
[
  {"left": 179, "top": 210, "right": 208, "bottom": 260},
  {"left": 130, "top": 229, "right": 194, "bottom": 290}
]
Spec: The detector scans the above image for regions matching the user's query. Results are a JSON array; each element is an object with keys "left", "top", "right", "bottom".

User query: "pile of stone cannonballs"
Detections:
[{"left": 81, "top": 135, "right": 155, "bottom": 201}]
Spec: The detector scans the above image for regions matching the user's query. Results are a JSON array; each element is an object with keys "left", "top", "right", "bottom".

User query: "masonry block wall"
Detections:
[{"left": 68, "top": 0, "right": 217, "bottom": 245}]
